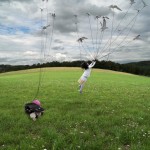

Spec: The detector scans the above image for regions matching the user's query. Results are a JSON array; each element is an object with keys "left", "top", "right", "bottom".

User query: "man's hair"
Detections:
[{"left": 81, "top": 62, "right": 89, "bottom": 70}]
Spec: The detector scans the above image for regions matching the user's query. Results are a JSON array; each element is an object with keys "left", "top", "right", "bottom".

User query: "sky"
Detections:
[{"left": 0, "top": 0, "right": 149, "bottom": 65}]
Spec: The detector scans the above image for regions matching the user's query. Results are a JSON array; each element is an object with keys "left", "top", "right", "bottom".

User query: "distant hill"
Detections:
[
  {"left": 121, "top": 61, "right": 150, "bottom": 76},
  {"left": 126, "top": 61, "right": 150, "bottom": 67},
  {"left": 126, "top": 61, "right": 150, "bottom": 70},
  {"left": 0, "top": 60, "right": 150, "bottom": 76}
]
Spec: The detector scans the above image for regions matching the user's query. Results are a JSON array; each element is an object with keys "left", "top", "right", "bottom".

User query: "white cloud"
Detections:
[
  {"left": 55, "top": 53, "right": 67, "bottom": 61},
  {"left": 0, "top": 0, "right": 150, "bottom": 65},
  {"left": 23, "top": 51, "right": 38, "bottom": 56}
]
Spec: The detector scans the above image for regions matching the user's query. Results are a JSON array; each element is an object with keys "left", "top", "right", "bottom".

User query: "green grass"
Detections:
[{"left": 0, "top": 67, "right": 150, "bottom": 150}]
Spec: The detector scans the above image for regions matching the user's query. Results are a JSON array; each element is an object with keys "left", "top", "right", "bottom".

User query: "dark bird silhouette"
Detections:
[
  {"left": 77, "top": 37, "right": 88, "bottom": 42},
  {"left": 133, "top": 35, "right": 140, "bottom": 40},
  {"left": 130, "top": 0, "right": 135, "bottom": 5},
  {"left": 43, "top": 24, "right": 50, "bottom": 30},
  {"left": 109, "top": 5, "right": 122, "bottom": 11},
  {"left": 141, "top": 0, "right": 148, "bottom": 7},
  {"left": 101, "top": 17, "right": 108, "bottom": 31}
]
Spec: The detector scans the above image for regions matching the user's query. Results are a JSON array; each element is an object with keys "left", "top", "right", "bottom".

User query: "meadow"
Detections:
[{"left": 0, "top": 67, "right": 150, "bottom": 150}]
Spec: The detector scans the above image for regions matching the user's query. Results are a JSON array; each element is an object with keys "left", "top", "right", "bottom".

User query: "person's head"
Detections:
[
  {"left": 32, "top": 100, "right": 41, "bottom": 106},
  {"left": 81, "top": 61, "right": 89, "bottom": 70}
]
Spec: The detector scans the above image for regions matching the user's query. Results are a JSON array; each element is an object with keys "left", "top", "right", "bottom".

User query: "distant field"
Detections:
[{"left": 0, "top": 67, "right": 150, "bottom": 150}]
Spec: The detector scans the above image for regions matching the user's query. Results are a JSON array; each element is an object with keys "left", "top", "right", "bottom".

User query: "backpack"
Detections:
[{"left": 25, "top": 103, "right": 44, "bottom": 114}]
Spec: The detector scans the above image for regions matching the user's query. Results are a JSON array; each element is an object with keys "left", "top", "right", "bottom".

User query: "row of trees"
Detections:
[{"left": 0, "top": 60, "right": 150, "bottom": 76}]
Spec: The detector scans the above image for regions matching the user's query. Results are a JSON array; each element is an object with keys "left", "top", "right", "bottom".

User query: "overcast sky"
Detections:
[{"left": 0, "top": 0, "right": 149, "bottom": 65}]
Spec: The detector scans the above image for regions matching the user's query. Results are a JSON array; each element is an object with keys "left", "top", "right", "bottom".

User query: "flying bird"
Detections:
[
  {"left": 99, "top": 22, "right": 103, "bottom": 27},
  {"left": 86, "top": 13, "right": 90, "bottom": 16},
  {"left": 49, "top": 12, "right": 55, "bottom": 17},
  {"left": 133, "top": 35, "right": 140, "bottom": 40},
  {"left": 74, "top": 15, "right": 78, "bottom": 24},
  {"left": 141, "top": 0, "right": 148, "bottom": 7},
  {"left": 101, "top": 17, "right": 108, "bottom": 31},
  {"left": 135, "top": 9, "right": 140, "bottom": 13},
  {"left": 40, "top": 8, "right": 44, "bottom": 12},
  {"left": 103, "top": 16, "right": 109, "bottom": 19},
  {"left": 77, "top": 37, "right": 88, "bottom": 42},
  {"left": 96, "top": 16, "right": 101, "bottom": 19},
  {"left": 42, "top": 24, "right": 50, "bottom": 30},
  {"left": 51, "top": 13, "right": 56, "bottom": 18},
  {"left": 130, "top": 0, "right": 135, "bottom": 5},
  {"left": 109, "top": 5, "right": 122, "bottom": 11}
]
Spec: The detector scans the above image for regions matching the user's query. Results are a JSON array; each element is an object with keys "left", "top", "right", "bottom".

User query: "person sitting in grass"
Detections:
[{"left": 78, "top": 60, "right": 96, "bottom": 93}]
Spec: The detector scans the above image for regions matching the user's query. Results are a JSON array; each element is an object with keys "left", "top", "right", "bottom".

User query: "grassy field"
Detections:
[{"left": 0, "top": 67, "right": 150, "bottom": 150}]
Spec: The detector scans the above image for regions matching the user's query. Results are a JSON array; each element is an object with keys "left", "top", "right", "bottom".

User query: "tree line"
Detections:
[{"left": 0, "top": 60, "right": 150, "bottom": 76}]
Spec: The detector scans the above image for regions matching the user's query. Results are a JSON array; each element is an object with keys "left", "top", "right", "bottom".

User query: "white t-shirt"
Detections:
[{"left": 81, "top": 61, "right": 96, "bottom": 78}]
